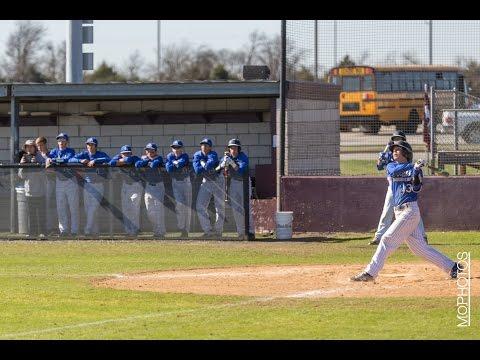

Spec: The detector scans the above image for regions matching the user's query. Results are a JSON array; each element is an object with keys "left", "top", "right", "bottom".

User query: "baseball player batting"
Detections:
[
  {"left": 351, "top": 140, "right": 463, "bottom": 282},
  {"left": 371, "top": 130, "right": 428, "bottom": 245}
]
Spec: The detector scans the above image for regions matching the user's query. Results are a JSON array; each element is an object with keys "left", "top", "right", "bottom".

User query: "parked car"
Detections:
[{"left": 442, "top": 103, "right": 480, "bottom": 144}]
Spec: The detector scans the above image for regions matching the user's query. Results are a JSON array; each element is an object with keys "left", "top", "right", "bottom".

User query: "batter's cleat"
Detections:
[
  {"left": 351, "top": 272, "right": 374, "bottom": 282},
  {"left": 369, "top": 238, "right": 380, "bottom": 245},
  {"left": 450, "top": 262, "right": 464, "bottom": 279}
]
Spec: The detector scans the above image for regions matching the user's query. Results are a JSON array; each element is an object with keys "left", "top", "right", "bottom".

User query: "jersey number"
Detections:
[{"left": 403, "top": 183, "right": 413, "bottom": 193}]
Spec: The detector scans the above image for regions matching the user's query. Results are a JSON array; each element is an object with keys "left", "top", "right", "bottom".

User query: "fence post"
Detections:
[
  {"left": 453, "top": 89, "right": 458, "bottom": 175},
  {"left": 10, "top": 96, "right": 19, "bottom": 233},
  {"left": 429, "top": 86, "right": 436, "bottom": 174},
  {"left": 277, "top": 20, "right": 286, "bottom": 213},
  {"left": 243, "top": 170, "right": 250, "bottom": 240}
]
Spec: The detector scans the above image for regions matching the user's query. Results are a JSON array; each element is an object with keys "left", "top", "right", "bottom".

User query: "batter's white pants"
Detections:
[
  {"left": 56, "top": 178, "right": 80, "bottom": 235},
  {"left": 196, "top": 176, "right": 225, "bottom": 235},
  {"left": 121, "top": 182, "right": 143, "bottom": 235},
  {"left": 83, "top": 182, "right": 104, "bottom": 235},
  {"left": 172, "top": 177, "right": 192, "bottom": 232},
  {"left": 365, "top": 201, "right": 455, "bottom": 278},
  {"left": 144, "top": 183, "right": 166, "bottom": 236},
  {"left": 374, "top": 186, "right": 427, "bottom": 242},
  {"left": 229, "top": 178, "right": 254, "bottom": 236}
]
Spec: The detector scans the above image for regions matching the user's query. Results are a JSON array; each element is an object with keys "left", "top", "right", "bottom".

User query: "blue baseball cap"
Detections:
[
  {"left": 200, "top": 138, "right": 213, "bottom": 147},
  {"left": 171, "top": 140, "right": 184, "bottom": 148},
  {"left": 85, "top": 137, "right": 98, "bottom": 146},
  {"left": 144, "top": 143, "right": 158, "bottom": 151},
  {"left": 120, "top": 145, "right": 132, "bottom": 153},
  {"left": 56, "top": 133, "right": 69, "bottom": 141}
]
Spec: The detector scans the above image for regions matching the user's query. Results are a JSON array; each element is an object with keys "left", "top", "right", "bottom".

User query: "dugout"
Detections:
[{"left": 0, "top": 81, "right": 279, "bottom": 234}]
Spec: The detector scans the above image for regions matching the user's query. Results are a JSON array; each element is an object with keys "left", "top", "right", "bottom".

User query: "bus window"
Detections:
[
  {"left": 413, "top": 72, "right": 423, "bottom": 91},
  {"left": 406, "top": 72, "right": 415, "bottom": 91},
  {"left": 391, "top": 72, "right": 400, "bottom": 91},
  {"left": 330, "top": 75, "right": 342, "bottom": 86},
  {"left": 342, "top": 76, "right": 361, "bottom": 91},
  {"left": 398, "top": 72, "right": 407, "bottom": 91},
  {"left": 363, "top": 75, "right": 374, "bottom": 90},
  {"left": 457, "top": 75, "right": 465, "bottom": 92},
  {"left": 376, "top": 72, "right": 391, "bottom": 92}
]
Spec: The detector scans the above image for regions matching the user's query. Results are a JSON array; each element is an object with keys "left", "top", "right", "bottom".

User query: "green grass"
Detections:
[
  {"left": 0, "top": 232, "right": 478, "bottom": 339},
  {"left": 341, "top": 160, "right": 480, "bottom": 176}
]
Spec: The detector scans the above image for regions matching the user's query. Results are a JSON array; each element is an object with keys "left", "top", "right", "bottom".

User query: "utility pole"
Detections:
[
  {"left": 314, "top": 20, "right": 318, "bottom": 80},
  {"left": 334, "top": 20, "right": 337, "bottom": 67}
]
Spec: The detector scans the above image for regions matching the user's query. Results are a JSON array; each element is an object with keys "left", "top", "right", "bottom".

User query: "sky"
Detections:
[
  {"left": 0, "top": 20, "right": 479, "bottom": 77},
  {"left": 0, "top": 20, "right": 280, "bottom": 71}
]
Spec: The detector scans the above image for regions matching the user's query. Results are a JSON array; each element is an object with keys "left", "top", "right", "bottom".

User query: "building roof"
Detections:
[{"left": 0, "top": 81, "right": 279, "bottom": 101}]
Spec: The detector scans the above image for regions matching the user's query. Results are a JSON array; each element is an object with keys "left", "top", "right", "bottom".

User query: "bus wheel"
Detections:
[
  {"left": 400, "top": 110, "right": 420, "bottom": 135},
  {"left": 360, "top": 122, "right": 380, "bottom": 134}
]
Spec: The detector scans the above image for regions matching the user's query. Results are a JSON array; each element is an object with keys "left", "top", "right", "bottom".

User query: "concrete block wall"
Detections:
[{"left": 0, "top": 99, "right": 274, "bottom": 175}]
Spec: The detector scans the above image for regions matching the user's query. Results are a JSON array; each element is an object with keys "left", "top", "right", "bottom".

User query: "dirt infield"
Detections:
[{"left": 95, "top": 261, "right": 479, "bottom": 299}]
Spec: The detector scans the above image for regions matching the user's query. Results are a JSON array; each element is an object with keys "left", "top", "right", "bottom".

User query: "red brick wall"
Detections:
[{"left": 253, "top": 176, "right": 480, "bottom": 232}]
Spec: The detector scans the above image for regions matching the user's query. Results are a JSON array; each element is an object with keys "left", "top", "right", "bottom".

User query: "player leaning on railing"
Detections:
[{"left": 351, "top": 140, "right": 463, "bottom": 282}]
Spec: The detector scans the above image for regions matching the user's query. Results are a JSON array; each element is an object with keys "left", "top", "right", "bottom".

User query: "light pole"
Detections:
[{"left": 157, "top": 20, "right": 161, "bottom": 80}]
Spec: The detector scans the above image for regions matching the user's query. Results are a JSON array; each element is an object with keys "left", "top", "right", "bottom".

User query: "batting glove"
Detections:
[{"left": 414, "top": 159, "right": 426, "bottom": 170}]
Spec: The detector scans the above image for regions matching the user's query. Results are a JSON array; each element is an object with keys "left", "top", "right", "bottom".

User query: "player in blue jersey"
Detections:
[
  {"left": 135, "top": 143, "right": 166, "bottom": 239},
  {"left": 45, "top": 133, "right": 79, "bottom": 238},
  {"left": 109, "top": 145, "right": 143, "bottom": 238},
  {"left": 218, "top": 138, "right": 255, "bottom": 240},
  {"left": 193, "top": 138, "right": 225, "bottom": 238},
  {"left": 370, "top": 130, "right": 428, "bottom": 245},
  {"left": 352, "top": 140, "right": 463, "bottom": 282},
  {"left": 165, "top": 140, "right": 192, "bottom": 238},
  {"left": 69, "top": 137, "right": 110, "bottom": 238}
]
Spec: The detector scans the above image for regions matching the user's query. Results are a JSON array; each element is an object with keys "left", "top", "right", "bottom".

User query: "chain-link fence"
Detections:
[
  {"left": 0, "top": 162, "right": 253, "bottom": 240},
  {"left": 284, "top": 20, "right": 480, "bottom": 176}
]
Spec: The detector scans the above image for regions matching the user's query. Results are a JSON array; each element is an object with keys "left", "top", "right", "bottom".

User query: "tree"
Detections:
[
  {"left": 402, "top": 51, "right": 420, "bottom": 65},
  {"left": 338, "top": 55, "right": 356, "bottom": 67},
  {"left": 122, "top": 50, "right": 145, "bottom": 81},
  {"left": 41, "top": 40, "right": 66, "bottom": 82},
  {"left": 463, "top": 60, "right": 480, "bottom": 97},
  {"left": 1, "top": 20, "right": 48, "bottom": 82},
  {"left": 210, "top": 64, "right": 230, "bottom": 80},
  {"left": 293, "top": 66, "right": 315, "bottom": 81},
  {"left": 84, "top": 61, "right": 126, "bottom": 83}
]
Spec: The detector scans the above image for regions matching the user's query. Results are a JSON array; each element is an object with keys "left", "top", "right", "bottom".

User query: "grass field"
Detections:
[
  {"left": 0, "top": 231, "right": 478, "bottom": 339},
  {"left": 341, "top": 160, "right": 480, "bottom": 176}
]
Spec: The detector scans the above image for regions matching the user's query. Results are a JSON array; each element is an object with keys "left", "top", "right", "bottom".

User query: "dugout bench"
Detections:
[{"left": 437, "top": 151, "right": 480, "bottom": 175}]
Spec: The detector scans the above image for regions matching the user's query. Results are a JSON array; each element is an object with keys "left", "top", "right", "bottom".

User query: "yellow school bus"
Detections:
[{"left": 328, "top": 65, "right": 466, "bottom": 134}]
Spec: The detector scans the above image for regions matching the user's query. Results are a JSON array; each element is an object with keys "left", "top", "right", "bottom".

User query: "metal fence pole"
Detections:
[
  {"left": 453, "top": 89, "right": 458, "bottom": 175},
  {"left": 243, "top": 171, "right": 250, "bottom": 240},
  {"left": 10, "top": 96, "right": 19, "bottom": 233},
  {"left": 429, "top": 86, "right": 436, "bottom": 174},
  {"left": 314, "top": 20, "right": 318, "bottom": 80},
  {"left": 277, "top": 20, "right": 287, "bottom": 213}
]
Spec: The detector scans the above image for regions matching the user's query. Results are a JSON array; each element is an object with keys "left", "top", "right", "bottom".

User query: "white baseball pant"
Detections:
[
  {"left": 196, "top": 176, "right": 225, "bottom": 235},
  {"left": 83, "top": 182, "right": 104, "bottom": 235},
  {"left": 229, "top": 177, "right": 254, "bottom": 236},
  {"left": 365, "top": 201, "right": 455, "bottom": 278},
  {"left": 56, "top": 178, "right": 80, "bottom": 235},
  {"left": 172, "top": 177, "right": 192, "bottom": 232},
  {"left": 144, "top": 183, "right": 166, "bottom": 236},
  {"left": 121, "top": 182, "right": 143, "bottom": 235}
]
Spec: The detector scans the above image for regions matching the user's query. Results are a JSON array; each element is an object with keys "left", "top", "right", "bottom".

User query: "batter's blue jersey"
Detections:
[{"left": 387, "top": 162, "right": 423, "bottom": 207}]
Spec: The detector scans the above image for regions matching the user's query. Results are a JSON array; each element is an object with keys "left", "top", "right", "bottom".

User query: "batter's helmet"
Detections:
[
  {"left": 227, "top": 138, "right": 241, "bottom": 148},
  {"left": 389, "top": 140, "right": 413, "bottom": 162},
  {"left": 391, "top": 130, "right": 407, "bottom": 141}
]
